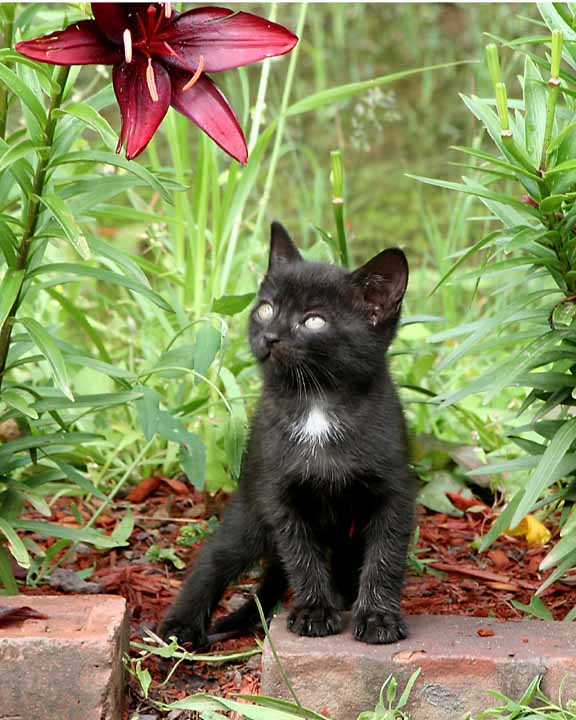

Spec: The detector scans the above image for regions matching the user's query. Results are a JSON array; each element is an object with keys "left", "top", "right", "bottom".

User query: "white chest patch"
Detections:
[{"left": 290, "top": 404, "right": 343, "bottom": 446}]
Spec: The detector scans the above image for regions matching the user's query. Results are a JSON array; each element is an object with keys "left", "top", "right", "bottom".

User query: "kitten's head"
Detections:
[{"left": 249, "top": 222, "right": 408, "bottom": 391}]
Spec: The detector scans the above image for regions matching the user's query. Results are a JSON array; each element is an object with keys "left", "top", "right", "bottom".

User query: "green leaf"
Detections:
[
  {"left": 523, "top": 56, "right": 547, "bottom": 165},
  {"left": 0, "top": 431, "right": 101, "bottom": 459},
  {"left": 135, "top": 385, "right": 161, "bottom": 441},
  {"left": 51, "top": 151, "right": 177, "bottom": 204},
  {"left": 407, "top": 174, "right": 539, "bottom": 215},
  {"left": 111, "top": 510, "right": 134, "bottom": 544},
  {"left": 35, "top": 193, "right": 90, "bottom": 259},
  {"left": 0, "top": 269, "right": 24, "bottom": 328},
  {"left": 450, "top": 145, "right": 541, "bottom": 181},
  {"left": 15, "top": 520, "right": 122, "bottom": 548},
  {"left": 286, "top": 61, "right": 471, "bottom": 117},
  {"left": 540, "top": 527, "right": 576, "bottom": 570},
  {"left": 0, "top": 517, "right": 30, "bottom": 569},
  {"left": 538, "top": 2, "right": 576, "bottom": 39},
  {"left": 193, "top": 324, "right": 222, "bottom": 381},
  {"left": 19, "top": 317, "right": 73, "bottom": 400},
  {"left": 511, "top": 418, "right": 576, "bottom": 528},
  {"left": 55, "top": 103, "right": 117, "bottom": 148},
  {"left": 211, "top": 293, "right": 255, "bottom": 316},
  {"left": 165, "top": 693, "right": 313, "bottom": 719},
  {"left": 0, "top": 138, "right": 39, "bottom": 174},
  {"left": 436, "top": 292, "right": 551, "bottom": 371},
  {"left": 511, "top": 595, "right": 554, "bottom": 620},
  {"left": 53, "top": 459, "right": 107, "bottom": 501},
  {"left": 29, "top": 263, "right": 173, "bottom": 313},
  {"left": 0, "top": 64, "right": 45, "bottom": 140},
  {"left": 180, "top": 435, "right": 207, "bottom": 490},
  {"left": 0, "top": 545, "right": 18, "bottom": 594},
  {"left": 2, "top": 388, "right": 38, "bottom": 420},
  {"left": 33, "top": 391, "right": 142, "bottom": 413}
]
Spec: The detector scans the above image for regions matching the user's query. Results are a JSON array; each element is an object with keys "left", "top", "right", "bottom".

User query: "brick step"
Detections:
[
  {"left": 0, "top": 594, "right": 128, "bottom": 720},
  {"left": 261, "top": 612, "right": 576, "bottom": 719}
]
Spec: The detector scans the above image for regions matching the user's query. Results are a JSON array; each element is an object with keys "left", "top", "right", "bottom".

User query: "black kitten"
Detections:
[{"left": 160, "top": 222, "right": 416, "bottom": 645}]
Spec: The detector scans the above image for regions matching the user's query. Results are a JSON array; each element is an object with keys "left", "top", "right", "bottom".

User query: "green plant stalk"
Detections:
[
  {"left": 252, "top": 3, "right": 308, "bottom": 257},
  {"left": 0, "top": 7, "right": 14, "bottom": 139},
  {"left": 540, "top": 31, "right": 563, "bottom": 171},
  {"left": 330, "top": 149, "right": 349, "bottom": 267},
  {"left": 0, "top": 64, "right": 70, "bottom": 392},
  {"left": 217, "top": 2, "right": 279, "bottom": 296},
  {"left": 486, "top": 43, "right": 502, "bottom": 88}
]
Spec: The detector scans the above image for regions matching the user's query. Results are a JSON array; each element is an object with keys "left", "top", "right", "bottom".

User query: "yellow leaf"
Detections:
[{"left": 506, "top": 515, "right": 551, "bottom": 546}]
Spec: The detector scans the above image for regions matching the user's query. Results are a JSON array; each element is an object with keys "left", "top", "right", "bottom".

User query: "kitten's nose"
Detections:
[{"left": 263, "top": 332, "right": 280, "bottom": 347}]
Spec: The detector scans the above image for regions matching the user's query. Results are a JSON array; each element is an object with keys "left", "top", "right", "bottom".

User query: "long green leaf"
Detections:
[
  {"left": 0, "top": 270, "right": 24, "bottom": 328},
  {"left": 286, "top": 61, "right": 471, "bottom": 117},
  {"left": 35, "top": 193, "right": 90, "bottom": 259},
  {"left": 19, "top": 317, "right": 73, "bottom": 400},
  {"left": 33, "top": 391, "right": 142, "bottom": 413},
  {"left": 29, "top": 263, "right": 173, "bottom": 312},
  {"left": 0, "top": 431, "right": 101, "bottom": 458},
  {"left": 51, "top": 151, "right": 179, "bottom": 204},
  {"left": 16, "top": 520, "right": 122, "bottom": 548},
  {"left": 511, "top": 418, "right": 576, "bottom": 527},
  {"left": 408, "top": 174, "right": 539, "bottom": 215},
  {"left": 0, "top": 517, "right": 30, "bottom": 568}
]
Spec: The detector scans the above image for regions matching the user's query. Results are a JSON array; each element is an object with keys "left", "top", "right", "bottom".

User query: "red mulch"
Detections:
[{"left": 14, "top": 477, "right": 576, "bottom": 717}]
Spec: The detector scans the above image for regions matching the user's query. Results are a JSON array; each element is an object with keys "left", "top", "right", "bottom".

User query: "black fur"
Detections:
[{"left": 160, "top": 222, "right": 416, "bottom": 646}]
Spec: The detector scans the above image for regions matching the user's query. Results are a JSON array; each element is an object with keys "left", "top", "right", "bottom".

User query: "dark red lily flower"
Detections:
[{"left": 16, "top": 3, "right": 298, "bottom": 162}]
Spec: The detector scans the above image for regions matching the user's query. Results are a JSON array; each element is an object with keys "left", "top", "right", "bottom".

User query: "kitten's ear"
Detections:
[
  {"left": 350, "top": 248, "right": 408, "bottom": 326},
  {"left": 268, "top": 221, "right": 302, "bottom": 270}
]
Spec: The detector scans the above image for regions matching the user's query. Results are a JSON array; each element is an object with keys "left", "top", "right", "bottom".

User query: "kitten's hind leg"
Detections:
[
  {"left": 211, "top": 556, "right": 287, "bottom": 636},
  {"left": 159, "top": 499, "right": 265, "bottom": 648}
]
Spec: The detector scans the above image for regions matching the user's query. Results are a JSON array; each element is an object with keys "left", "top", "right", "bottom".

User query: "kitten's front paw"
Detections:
[
  {"left": 287, "top": 606, "right": 343, "bottom": 637},
  {"left": 158, "top": 612, "right": 208, "bottom": 649},
  {"left": 353, "top": 610, "right": 408, "bottom": 644}
]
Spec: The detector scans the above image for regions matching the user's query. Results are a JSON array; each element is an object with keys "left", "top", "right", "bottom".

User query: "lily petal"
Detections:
[
  {"left": 16, "top": 20, "right": 122, "bottom": 65},
  {"left": 158, "top": 6, "right": 298, "bottom": 73},
  {"left": 113, "top": 56, "right": 171, "bottom": 159},
  {"left": 170, "top": 72, "right": 247, "bottom": 164}
]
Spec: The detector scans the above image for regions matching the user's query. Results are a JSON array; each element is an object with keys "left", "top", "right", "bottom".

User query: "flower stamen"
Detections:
[
  {"left": 146, "top": 57, "right": 159, "bottom": 102},
  {"left": 123, "top": 28, "right": 133, "bottom": 63},
  {"left": 164, "top": 3, "right": 173, "bottom": 19},
  {"left": 182, "top": 55, "right": 205, "bottom": 91}
]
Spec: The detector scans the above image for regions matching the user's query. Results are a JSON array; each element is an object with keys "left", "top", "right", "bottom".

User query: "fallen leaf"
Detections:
[
  {"left": 0, "top": 605, "right": 47, "bottom": 625},
  {"left": 393, "top": 649, "right": 427, "bottom": 663},
  {"left": 162, "top": 477, "right": 189, "bottom": 496},
  {"left": 126, "top": 475, "right": 163, "bottom": 503},
  {"left": 476, "top": 628, "right": 495, "bottom": 637},
  {"left": 487, "top": 549, "right": 510, "bottom": 571},
  {"left": 446, "top": 491, "right": 487, "bottom": 513},
  {"left": 506, "top": 515, "right": 551, "bottom": 547}
]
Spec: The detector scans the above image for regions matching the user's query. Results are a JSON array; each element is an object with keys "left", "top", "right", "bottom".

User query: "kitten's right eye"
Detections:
[{"left": 256, "top": 302, "right": 274, "bottom": 321}]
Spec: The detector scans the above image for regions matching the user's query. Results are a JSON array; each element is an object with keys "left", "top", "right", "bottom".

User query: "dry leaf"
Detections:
[
  {"left": 476, "top": 628, "right": 495, "bottom": 637},
  {"left": 0, "top": 605, "right": 47, "bottom": 626}
]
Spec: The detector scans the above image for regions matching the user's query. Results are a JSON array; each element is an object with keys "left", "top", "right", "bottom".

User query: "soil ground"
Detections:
[{"left": 14, "top": 478, "right": 576, "bottom": 718}]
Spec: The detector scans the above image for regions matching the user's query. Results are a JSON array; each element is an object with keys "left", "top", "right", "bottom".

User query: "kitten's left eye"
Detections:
[
  {"left": 303, "top": 315, "right": 326, "bottom": 330},
  {"left": 257, "top": 302, "right": 274, "bottom": 321}
]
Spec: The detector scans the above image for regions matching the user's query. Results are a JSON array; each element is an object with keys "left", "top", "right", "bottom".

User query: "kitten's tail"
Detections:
[{"left": 210, "top": 559, "right": 287, "bottom": 636}]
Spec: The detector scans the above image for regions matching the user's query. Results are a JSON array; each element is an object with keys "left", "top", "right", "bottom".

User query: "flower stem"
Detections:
[
  {"left": 217, "top": 3, "right": 279, "bottom": 295},
  {"left": 0, "top": 65, "right": 70, "bottom": 392},
  {"left": 540, "top": 30, "right": 563, "bottom": 172},
  {"left": 252, "top": 2, "right": 308, "bottom": 244},
  {"left": 0, "top": 6, "right": 15, "bottom": 140}
]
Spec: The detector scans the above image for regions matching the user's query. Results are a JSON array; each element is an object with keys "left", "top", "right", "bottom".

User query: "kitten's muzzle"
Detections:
[{"left": 257, "top": 332, "right": 281, "bottom": 361}]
